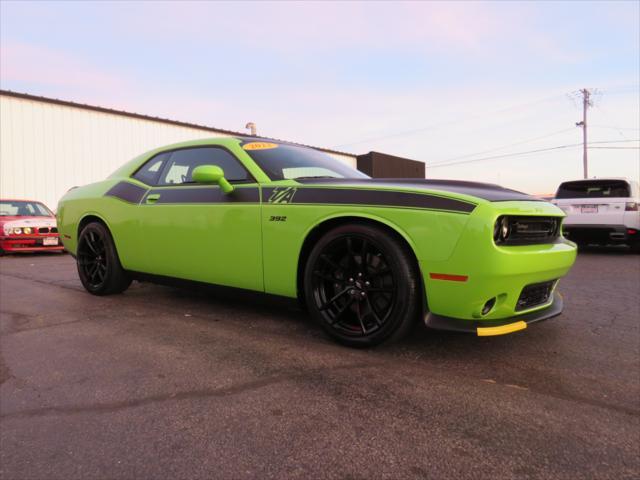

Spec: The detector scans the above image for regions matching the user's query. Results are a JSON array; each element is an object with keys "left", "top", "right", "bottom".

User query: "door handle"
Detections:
[{"left": 146, "top": 194, "right": 160, "bottom": 204}]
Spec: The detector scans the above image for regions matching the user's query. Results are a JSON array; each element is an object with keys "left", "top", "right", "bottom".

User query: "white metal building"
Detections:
[{"left": 0, "top": 90, "right": 357, "bottom": 209}]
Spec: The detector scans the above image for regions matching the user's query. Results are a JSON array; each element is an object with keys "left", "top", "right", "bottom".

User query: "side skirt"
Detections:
[{"left": 127, "top": 271, "right": 301, "bottom": 310}]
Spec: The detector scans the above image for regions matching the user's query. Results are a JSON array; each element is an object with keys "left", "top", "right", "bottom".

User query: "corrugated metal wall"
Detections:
[{"left": 0, "top": 94, "right": 356, "bottom": 209}]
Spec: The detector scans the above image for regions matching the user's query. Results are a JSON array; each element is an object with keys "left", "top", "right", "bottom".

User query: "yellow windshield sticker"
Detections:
[{"left": 243, "top": 142, "right": 279, "bottom": 151}]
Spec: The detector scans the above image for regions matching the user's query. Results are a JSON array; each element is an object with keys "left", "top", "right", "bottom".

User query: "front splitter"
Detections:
[{"left": 424, "top": 293, "right": 563, "bottom": 336}]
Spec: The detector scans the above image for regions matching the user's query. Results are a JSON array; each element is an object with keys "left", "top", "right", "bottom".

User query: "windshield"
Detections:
[
  {"left": 0, "top": 201, "right": 53, "bottom": 217},
  {"left": 241, "top": 141, "right": 369, "bottom": 181},
  {"left": 555, "top": 180, "right": 631, "bottom": 199}
]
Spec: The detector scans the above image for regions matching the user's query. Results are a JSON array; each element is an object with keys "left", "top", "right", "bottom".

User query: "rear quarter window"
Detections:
[{"left": 132, "top": 152, "right": 170, "bottom": 185}]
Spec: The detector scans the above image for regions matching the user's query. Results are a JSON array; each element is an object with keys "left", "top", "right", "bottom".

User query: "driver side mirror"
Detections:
[{"left": 192, "top": 165, "right": 234, "bottom": 194}]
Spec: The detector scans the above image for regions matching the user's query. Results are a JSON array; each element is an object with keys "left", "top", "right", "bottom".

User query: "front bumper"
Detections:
[
  {"left": 421, "top": 238, "right": 575, "bottom": 321},
  {"left": 0, "top": 236, "right": 64, "bottom": 253},
  {"left": 418, "top": 200, "right": 576, "bottom": 323},
  {"left": 425, "top": 292, "right": 563, "bottom": 336}
]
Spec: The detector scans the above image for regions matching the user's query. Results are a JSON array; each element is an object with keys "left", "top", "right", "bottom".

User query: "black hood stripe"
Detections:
[
  {"left": 294, "top": 178, "right": 540, "bottom": 202},
  {"left": 263, "top": 187, "right": 476, "bottom": 213},
  {"left": 105, "top": 182, "right": 148, "bottom": 204}
]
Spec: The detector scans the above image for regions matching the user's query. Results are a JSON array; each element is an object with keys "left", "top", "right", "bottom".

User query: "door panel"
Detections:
[
  {"left": 133, "top": 185, "right": 263, "bottom": 291},
  {"left": 120, "top": 146, "right": 263, "bottom": 291}
]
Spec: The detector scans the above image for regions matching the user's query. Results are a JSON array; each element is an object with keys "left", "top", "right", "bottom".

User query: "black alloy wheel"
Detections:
[
  {"left": 77, "top": 222, "right": 131, "bottom": 295},
  {"left": 304, "top": 223, "right": 420, "bottom": 347}
]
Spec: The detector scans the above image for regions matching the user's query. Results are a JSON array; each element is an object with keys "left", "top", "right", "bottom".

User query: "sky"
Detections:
[{"left": 1, "top": 0, "right": 638, "bottom": 194}]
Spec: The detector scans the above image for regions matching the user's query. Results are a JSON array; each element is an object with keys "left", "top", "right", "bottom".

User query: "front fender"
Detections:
[
  {"left": 261, "top": 203, "right": 471, "bottom": 298},
  {"left": 298, "top": 210, "right": 421, "bottom": 261}
]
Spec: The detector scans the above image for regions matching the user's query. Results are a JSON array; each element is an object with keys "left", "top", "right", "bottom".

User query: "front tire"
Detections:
[
  {"left": 77, "top": 222, "right": 131, "bottom": 295},
  {"left": 303, "top": 223, "right": 421, "bottom": 347}
]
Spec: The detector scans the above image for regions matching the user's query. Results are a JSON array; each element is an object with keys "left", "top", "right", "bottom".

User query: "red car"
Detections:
[{"left": 0, "top": 199, "right": 64, "bottom": 255}]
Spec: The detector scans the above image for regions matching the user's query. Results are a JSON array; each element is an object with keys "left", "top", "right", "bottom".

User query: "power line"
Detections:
[
  {"left": 594, "top": 104, "right": 630, "bottom": 141},
  {"left": 599, "top": 84, "right": 640, "bottom": 95},
  {"left": 333, "top": 86, "right": 638, "bottom": 151},
  {"left": 588, "top": 146, "right": 640, "bottom": 150},
  {"left": 591, "top": 125, "right": 640, "bottom": 131},
  {"left": 429, "top": 127, "right": 576, "bottom": 166},
  {"left": 427, "top": 139, "right": 639, "bottom": 169},
  {"left": 427, "top": 144, "right": 582, "bottom": 169},
  {"left": 589, "top": 139, "right": 639, "bottom": 144},
  {"left": 332, "top": 93, "right": 566, "bottom": 148}
]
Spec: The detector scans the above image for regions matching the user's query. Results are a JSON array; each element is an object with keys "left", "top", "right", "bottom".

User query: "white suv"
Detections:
[{"left": 552, "top": 178, "right": 640, "bottom": 252}]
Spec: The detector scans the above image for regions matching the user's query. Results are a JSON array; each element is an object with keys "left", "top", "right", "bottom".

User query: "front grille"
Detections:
[
  {"left": 495, "top": 216, "right": 560, "bottom": 245},
  {"left": 516, "top": 280, "right": 556, "bottom": 311},
  {"left": 38, "top": 227, "right": 50, "bottom": 234}
]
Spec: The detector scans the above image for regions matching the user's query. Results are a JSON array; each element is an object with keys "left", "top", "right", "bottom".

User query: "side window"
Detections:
[
  {"left": 158, "top": 147, "right": 249, "bottom": 186},
  {"left": 132, "top": 152, "right": 170, "bottom": 185}
]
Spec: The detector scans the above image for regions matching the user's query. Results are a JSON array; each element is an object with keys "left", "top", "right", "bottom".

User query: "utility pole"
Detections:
[{"left": 575, "top": 88, "right": 592, "bottom": 179}]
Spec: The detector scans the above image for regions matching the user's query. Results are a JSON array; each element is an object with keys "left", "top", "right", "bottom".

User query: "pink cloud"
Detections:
[
  {"left": 0, "top": 41, "right": 126, "bottom": 90},
  {"left": 113, "top": 1, "right": 580, "bottom": 64},
  {"left": 118, "top": 1, "right": 510, "bottom": 54},
  {"left": 0, "top": 41, "right": 241, "bottom": 129}
]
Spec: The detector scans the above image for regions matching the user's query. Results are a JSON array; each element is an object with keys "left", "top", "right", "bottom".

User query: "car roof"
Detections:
[
  {"left": 152, "top": 136, "right": 314, "bottom": 152},
  {"left": 559, "top": 177, "right": 633, "bottom": 183}
]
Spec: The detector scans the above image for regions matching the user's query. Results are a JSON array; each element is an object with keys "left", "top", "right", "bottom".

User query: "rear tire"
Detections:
[
  {"left": 303, "top": 223, "right": 421, "bottom": 347},
  {"left": 77, "top": 222, "right": 131, "bottom": 295}
]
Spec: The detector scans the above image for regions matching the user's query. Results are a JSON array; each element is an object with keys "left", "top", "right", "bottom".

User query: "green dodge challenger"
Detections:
[{"left": 57, "top": 137, "right": 577, "bottom": 346}]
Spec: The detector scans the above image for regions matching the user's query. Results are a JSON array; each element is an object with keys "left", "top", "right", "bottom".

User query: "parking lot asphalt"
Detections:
[{"left": 0, "top": 251, "right": 639, "bottom": 480}]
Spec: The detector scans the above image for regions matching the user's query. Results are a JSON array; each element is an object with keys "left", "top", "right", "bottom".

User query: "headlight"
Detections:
[
  {"left": 493, "top": 216, "right": 511, "bottom": 243},
  {"left": 23, "top": 227, "right": 32, "bottom": 235},
  {"left": 501, "top": 217, "right": 510, "bottom": 239},
  {"left": 4, "top": 227, "right": 13, "bottom": 235},
  {"left": 13, "top": 227, "right": 22, "bottom": 235},
  {"left": 494, "top": 216, "right": 560, "bottom": 245}
]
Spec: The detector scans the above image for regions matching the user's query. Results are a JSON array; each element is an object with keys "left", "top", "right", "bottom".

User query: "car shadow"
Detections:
[
  {"left": 0, "top": 251, "right": 67, "bottom": 258},
  {"left": 577, "top": 245, "right": 635, "bottom": 255},
  {"left": 136, "top": 279, "right": 545, "bottom": 364}
]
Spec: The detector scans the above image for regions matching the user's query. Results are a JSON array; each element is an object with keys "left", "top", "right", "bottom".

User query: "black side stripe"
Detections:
[
  {"left": 263, "top": 187, "right": 476, "bottom": 214},
  {"left": 105, "top": 182, "right": 148, "bottom": 204},
  {"left": 144, "top": 186, "right": 260, "bottom": 204},
  {"left": 105, "top": 182, "right": 475, "bottom": 212}
]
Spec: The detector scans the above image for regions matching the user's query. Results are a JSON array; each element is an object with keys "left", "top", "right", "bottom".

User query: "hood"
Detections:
[{"left": 293, "top": 178, "right": 540, "bottom": 203}]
